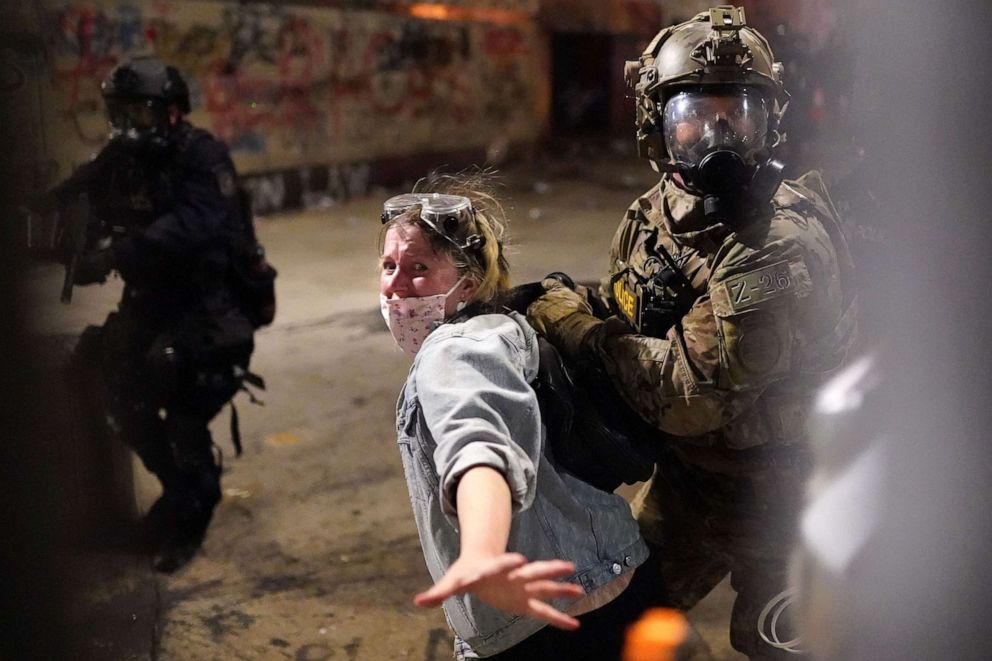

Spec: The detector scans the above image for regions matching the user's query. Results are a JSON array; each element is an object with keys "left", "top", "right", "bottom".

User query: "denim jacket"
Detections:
[{"left": 395, "top": 311, "right": 648, "bottom": 658}]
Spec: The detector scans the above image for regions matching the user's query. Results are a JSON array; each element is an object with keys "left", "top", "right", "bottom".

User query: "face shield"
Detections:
[
  {"left": 663, "top": 87, "right": 769, "bottom": 168},
  {"left": 105, "top": 96, "right": 168, "bottom": 143},
  {"left": 381, "top": 193, "right": 485, "bottom": 253}
]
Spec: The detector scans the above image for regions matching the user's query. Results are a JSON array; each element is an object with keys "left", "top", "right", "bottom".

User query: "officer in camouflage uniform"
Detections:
[
  {"left": 40, "top": 57, "right": 255, "bottom": 572},
  {"left": 527, "top": 7, "right": 857, "bottom": 658}
]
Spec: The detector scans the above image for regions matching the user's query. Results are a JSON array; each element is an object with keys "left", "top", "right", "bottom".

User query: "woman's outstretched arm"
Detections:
[{"left": 413, "top": 465, "right": 584, "bottom": 630}]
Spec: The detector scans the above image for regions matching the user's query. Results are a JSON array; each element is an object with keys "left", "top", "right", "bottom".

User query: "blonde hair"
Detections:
[{"left": 380, "top": 168, "right": 511, "bottom": 307}]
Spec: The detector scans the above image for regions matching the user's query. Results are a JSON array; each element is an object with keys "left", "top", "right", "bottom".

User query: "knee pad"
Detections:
[{"left": 71, "top": 324, "right": 105, "bottom": 370}]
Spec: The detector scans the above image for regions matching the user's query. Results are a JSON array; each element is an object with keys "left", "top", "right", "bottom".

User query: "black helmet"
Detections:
[
  {"left": 101, "top": 56, "right": 190, "bottom": 146},
  {"left": 101, "top": 56, "right": 190, "bottom": 112}
]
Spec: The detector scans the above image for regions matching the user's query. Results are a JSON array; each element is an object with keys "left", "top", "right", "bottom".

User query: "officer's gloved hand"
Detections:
[
  {"left": 527, "top": 277, "right": 602, "bottom": 359},
  {"left": 73, "top": 249, "right": 113, "bottom": 285},
  {"left": 542, "top": 272, "right": 610, "bottom": 317}
]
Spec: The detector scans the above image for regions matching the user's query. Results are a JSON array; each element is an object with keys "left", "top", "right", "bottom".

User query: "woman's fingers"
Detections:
[
  {"left": 413, "top": 553, "right": 529, "bottom": 608},
  {"left": 414, "top": 577, "right": 459, "bottom": 608},
  {"left": 508, "top": 559, "right": 576, "bottom": 582},
  {"left": 413, "top": 569, "right": 472, "bottom": 607},
  {"left": 526, "top": 598, "right": 581, "bottom": 630},
  {"left": 478, "top": 553, "right": 529, "bottom": 578},
  {"left": 524, "top": 579, "right": 585, "bottom": 601},
  {"left": 414, "top": 555, "right": 582, "bottom": 625}
]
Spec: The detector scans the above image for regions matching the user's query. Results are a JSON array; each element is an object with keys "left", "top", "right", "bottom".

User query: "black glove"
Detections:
[
  {"left": 500, "top": 272, "right": 578, "bottom": 314},
  {"left": 543, "top": 271, "right": 576, "bottom": 290},
  {"left": 73, "top": 249, "right": 113, "bottom": 285}
]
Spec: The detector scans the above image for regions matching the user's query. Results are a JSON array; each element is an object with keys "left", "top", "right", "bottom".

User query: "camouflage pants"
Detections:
[{"left": 633, "top": 445, "right": 809, "bottom": 660}]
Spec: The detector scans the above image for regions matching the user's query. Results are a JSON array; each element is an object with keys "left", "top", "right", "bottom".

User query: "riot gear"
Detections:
[
  {"left": 528, "top": 8, "right": 859, "bottom": 658},
  {"left": 101, "top": 56, "right": 191, "bottom": 147},
  {"left": 46, "top": 62, "right": 259, "bottom": 571},
  {"left": 625, "top": 6, "right": 788, "bottom": 220}
]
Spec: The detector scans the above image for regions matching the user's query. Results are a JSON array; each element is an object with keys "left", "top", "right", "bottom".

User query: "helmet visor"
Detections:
[
  {"left": 105, "top": 98, "right": 165, "bottom": 133},
  {"left": 663, "top": 88, "right": 769, "bottom": 166}
]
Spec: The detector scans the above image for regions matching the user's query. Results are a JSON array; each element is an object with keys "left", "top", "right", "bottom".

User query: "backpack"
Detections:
[
  {"left": 231, "top": 187, "right": 277, "bottom": 328},
  {"left": 533, "top": 337, "right": 660, "bottom": 492},
  {"left": 502, "top": 282, "right": 659, "bottom": 492}
]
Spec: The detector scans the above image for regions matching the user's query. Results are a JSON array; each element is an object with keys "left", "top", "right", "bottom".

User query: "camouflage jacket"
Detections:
[{"left": 592, "top": 172, "right": 858, "bottom": 472}]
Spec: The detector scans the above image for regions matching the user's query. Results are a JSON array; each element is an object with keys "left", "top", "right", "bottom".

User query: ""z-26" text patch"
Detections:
[{"left": 722, "top": 260, "right": 810, "bottom": 312}]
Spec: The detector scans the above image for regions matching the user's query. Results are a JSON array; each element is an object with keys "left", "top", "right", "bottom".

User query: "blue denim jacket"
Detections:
[{"left": 395, "top": 312, "right": 648, "bottom": 658}]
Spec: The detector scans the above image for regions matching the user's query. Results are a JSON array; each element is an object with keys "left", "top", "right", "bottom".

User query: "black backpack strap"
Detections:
[
  {"left": 534, "top": 337, "right": 659, "bottom": 492},
  {"left": 227, "top": 369, "right": 267, "bottom": 458},
  {"left": 229, "top": 402, "right": 243, "bottom": 457},
  {"left": 242, "top": 369, "right": 266, "bottom": 391},
  {"left": 533, "top": 336, "right": 575, "bottom": 455}
]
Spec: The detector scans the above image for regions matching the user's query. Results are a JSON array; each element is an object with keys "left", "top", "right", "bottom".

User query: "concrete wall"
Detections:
[
  {"left": 10, "top": 0, "right": 550, "bottom": 211},
  {"left": 536, "top": 0, "right": 730, "bottom": 33}
]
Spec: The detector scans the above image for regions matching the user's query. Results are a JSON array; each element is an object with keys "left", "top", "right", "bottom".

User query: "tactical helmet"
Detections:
[
  {"left": 624, "top": 6, "right": 787, "bottom": 172},
  {"left": 101, "top": 56, "right": 191, "bottom": 112},
  {"left": 101, "top": 56, "right": 191, "bottom": 146}
]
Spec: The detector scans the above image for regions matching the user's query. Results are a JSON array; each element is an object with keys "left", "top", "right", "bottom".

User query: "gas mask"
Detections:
[
  {"left": 663, "top": 87, "right": 784, "bottom": 221},
  {"left": 105, "top": 96, "right": 171, "bottom": 151}
]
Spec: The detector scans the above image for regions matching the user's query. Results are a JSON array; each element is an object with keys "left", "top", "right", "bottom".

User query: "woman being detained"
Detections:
[{"left": 378, "top": 173, "right": 656, "bottom": 660}]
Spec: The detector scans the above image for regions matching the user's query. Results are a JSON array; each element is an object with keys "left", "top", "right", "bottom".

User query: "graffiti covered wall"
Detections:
[{"left": 35, "top": 0, "right": 548, "bottom": 191}]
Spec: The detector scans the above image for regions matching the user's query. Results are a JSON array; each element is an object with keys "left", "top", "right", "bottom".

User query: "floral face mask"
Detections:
[{"left": 380, "top": 276, "right": 466, "bottom": 355}]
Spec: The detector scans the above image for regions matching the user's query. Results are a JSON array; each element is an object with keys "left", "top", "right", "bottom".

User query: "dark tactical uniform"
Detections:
[
  {"left": 53, "top": 119, "right": 254, "bottom": 570},
  {"left": 528, "top": 7, "right": 858, "bottom": 658}
]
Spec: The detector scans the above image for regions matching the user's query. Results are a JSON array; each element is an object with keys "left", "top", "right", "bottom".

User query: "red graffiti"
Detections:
[
  {"left": 276, "top": 17, "right": 325, "bottom": 86},
  {"left": 44, "top": 3, "right": 535, "bottom": 156},
  {"left": 200, "top": 64, "right": 322, "bottom": 150},
  {"left": 51, "top": 6, "right": 121, "bottom": 143},
  {"left": 482, "top": 27, "right": 527, "bottom": 58},
  {"left": 360, "top": 28, "right": 475, "bottom": 123}
]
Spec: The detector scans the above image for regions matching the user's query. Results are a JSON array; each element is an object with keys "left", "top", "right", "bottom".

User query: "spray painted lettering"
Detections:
[{"left": 39, "top": 1, "right": 543, "bottom": 181}]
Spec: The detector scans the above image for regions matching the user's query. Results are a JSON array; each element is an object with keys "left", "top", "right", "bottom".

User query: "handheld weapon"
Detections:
[{"left": 59, "top": 193, "right": 91, "bottom": 304}]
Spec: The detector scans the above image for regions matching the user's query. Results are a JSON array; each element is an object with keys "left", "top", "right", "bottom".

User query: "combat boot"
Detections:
[{"left": 153, "top": 463, "right": 221, "bottom": 572}]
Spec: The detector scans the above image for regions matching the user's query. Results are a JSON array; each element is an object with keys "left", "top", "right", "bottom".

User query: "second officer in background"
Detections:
[{"left": 39, "top": 56, "right": 273, "bottom": 572}]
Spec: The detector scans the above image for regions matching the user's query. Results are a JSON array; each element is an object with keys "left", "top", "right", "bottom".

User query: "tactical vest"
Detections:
[
  {"left": 230, "top": 187, "right": 277, "bottom": 329},
  {"left": 173, "top": 125, "right": 278, "bottom": 329},
  {"left": 608, "top": 208, "right": 703, "bottom": 338}
]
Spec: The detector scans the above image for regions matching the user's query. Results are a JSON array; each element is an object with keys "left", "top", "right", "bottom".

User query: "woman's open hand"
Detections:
[{"left": 413, "top": 552, "right": 584, "bottom": 630}]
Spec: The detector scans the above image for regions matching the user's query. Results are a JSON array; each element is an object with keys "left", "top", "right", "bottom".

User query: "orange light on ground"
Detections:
[{"left": 623, "top": 608, "right": 690, "bottom": 661}]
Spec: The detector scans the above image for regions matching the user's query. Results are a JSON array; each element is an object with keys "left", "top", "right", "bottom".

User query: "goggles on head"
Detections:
[{"left": 381, "top": 193, "right": 486, "bottom": 253}]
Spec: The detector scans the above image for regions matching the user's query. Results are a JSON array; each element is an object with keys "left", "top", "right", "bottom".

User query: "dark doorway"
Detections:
[{"left": 551, "top": 33, "right": 614, "bottom": 136}]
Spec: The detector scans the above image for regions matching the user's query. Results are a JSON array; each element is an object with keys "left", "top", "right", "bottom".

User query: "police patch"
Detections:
[
  {"left": 611, "top": 275, "right": 637, "bottom": 325},
  {"left": 736, "top": 323, "right": 782, "bottom": 374},
  {"left": 214, "top": 166, "right": 236, "bottom": 198}
]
